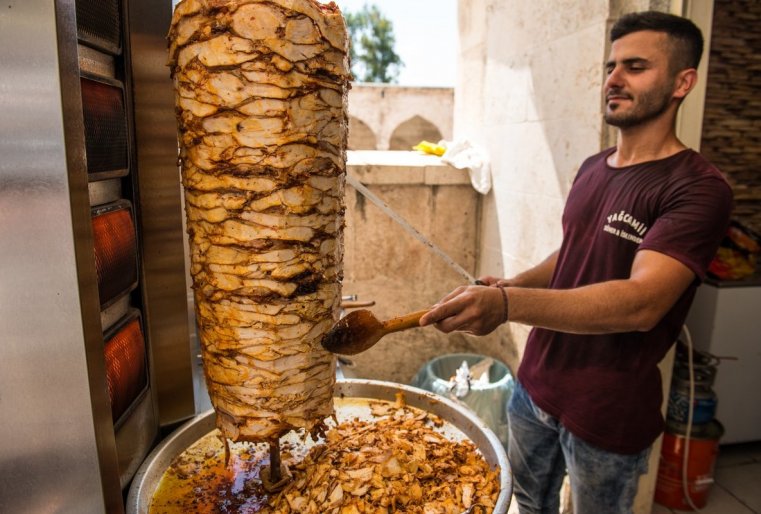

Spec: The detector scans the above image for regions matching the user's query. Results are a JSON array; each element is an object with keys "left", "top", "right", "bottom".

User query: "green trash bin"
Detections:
[{"left": 411, "top": 353, "right": 513, "bottom": 447}]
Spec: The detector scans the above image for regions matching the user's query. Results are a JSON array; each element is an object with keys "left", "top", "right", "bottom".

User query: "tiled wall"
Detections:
[{"left": 702, "top": 0, "right": 761, "bottom": 235}]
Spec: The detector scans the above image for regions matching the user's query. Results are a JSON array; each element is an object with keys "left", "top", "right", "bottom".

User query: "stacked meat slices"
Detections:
[{"left": 168, "top": 0, "right": 350, "bottom": 442}]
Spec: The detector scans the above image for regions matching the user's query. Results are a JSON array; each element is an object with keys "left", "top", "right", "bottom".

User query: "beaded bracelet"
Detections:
[{"left": 496, "top": 285, "right": 509, "bottom": 323}]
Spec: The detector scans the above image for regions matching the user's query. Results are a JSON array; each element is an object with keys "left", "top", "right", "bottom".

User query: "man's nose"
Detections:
[{"left": 605, "top": 66, "right": 624, "bottom": 88}]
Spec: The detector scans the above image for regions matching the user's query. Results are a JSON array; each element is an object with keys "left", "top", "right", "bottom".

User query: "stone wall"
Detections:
[
  {"left": 701, "top": 0, "right": 761, "bottom": 235},
  {"left": 347, "top": 84, "right": 454, "bottom": 151},
  {"left": 455, "top": 0, "right": 614, "bottom": 363},
  {"left": 341, "top": 151, "right": 513, "bottom": 384}
]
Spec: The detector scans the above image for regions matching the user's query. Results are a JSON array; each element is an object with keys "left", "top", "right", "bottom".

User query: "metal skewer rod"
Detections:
[
  {"left": 345, "top": 173, "right": 482, "bottom": 285},
  {"left": 269, "top": 438, "right": 282, "bottom": 483}
]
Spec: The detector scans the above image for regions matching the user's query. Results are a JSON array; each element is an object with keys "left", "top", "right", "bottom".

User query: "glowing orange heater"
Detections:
[
  {"left": 104, "top": 313, "right": 147, "bottom": 423},
  {"left": 91, "top": 201, "right": 137, "bottom": 308}
]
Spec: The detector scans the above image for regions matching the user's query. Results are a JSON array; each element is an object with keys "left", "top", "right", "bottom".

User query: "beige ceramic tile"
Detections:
[
  {"left": 715, "top": 462, "right": 761, "bottom": 513},
  {"left": 669, "top": 482, "right": 755, "bottom": 514},
  {"left": 711, "top": 486, "right": 757, "bottom": 514}
]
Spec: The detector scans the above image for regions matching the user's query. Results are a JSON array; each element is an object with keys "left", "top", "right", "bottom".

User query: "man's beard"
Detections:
[{"left": 604, "top": 82, "right": 674, "bottom": 128}]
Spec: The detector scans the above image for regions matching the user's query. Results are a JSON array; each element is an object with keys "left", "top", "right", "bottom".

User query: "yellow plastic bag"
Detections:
[{"left": 412, "top": 140, "right": 446, "bottom": 156}]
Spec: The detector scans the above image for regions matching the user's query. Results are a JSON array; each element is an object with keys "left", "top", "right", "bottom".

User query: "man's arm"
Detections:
[
  {"left": 420, "top": 249, "right": 695, "bottom": 336},
  {"left": 499, "top": 250, "right": 559, "bottom": 288},
  {"left": 429, "top": 251, "right": 559, "bottom": 333}
]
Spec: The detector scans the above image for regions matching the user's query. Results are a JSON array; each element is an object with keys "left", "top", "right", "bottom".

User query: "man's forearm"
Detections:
[
  {"left": 506, "top": 249, "right": 695, "bottom": 334},
  {"left": 505, "top": 280, "right": 657, "bottom": 334},
  {"left": 423, "top": 249, "right": 695, "bottom": 337}
]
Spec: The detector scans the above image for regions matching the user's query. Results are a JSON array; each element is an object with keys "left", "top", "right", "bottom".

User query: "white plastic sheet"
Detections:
[{"left": 440, "top": 139, "right": 492, "bottom": 194}]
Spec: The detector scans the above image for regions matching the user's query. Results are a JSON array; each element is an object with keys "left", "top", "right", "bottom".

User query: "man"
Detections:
[{"left": 420, "top": 11, "right": 733, "bottom": 514}]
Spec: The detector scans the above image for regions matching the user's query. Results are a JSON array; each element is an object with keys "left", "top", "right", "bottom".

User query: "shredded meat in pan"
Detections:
[
  {"left": 150, "top": 395, "right": 500, "bottom": 513},
  {"left": 268, "top": 397, "right": 500, "bottom": 514}
]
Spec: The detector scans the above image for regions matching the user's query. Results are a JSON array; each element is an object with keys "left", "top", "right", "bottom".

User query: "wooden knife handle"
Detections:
[{"left": 382, "top": 309, "right": 431, "bottom": 333}]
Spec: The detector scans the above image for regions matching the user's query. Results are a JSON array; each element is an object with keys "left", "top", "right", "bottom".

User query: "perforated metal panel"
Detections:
[{"left": 76, "top": 0, "right": 122, "bottom": 55}]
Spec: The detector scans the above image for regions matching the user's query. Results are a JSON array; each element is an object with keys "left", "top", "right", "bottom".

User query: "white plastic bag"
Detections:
[{"left": 440, "top": 139, "right": 492, "bottom": 194}]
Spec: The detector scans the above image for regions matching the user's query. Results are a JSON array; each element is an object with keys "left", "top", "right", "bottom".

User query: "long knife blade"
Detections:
[{"left": 345, "top": 174, "right": 480, "bottom": 285}]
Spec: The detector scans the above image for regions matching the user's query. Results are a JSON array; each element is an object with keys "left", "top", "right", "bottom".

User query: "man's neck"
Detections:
[{"left": 608, "top": 116, "right": 686, "bottom": 168}]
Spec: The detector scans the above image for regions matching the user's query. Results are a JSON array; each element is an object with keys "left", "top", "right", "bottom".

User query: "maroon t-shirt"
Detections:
[{"left": 518, "top": 147, "right": 733, "bottom": 454}]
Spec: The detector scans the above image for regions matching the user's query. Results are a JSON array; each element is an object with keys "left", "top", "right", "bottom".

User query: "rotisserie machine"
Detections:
[{"left": 1, "top": 0, "right": 195, "bottom": 511}]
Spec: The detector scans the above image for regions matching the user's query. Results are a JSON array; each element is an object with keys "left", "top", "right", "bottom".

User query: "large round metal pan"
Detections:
[{"left": 127, "top": 378, "right": 512, "bottom": 513}]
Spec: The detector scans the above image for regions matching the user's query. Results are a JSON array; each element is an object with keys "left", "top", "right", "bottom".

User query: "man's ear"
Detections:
[{"left": 673, "top": 68, "right": 698, "bottom": 100}]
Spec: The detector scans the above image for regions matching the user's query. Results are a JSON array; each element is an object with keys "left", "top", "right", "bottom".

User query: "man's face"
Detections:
[{"left": 604, "top": 30, "right": 677, "bottom": 128}]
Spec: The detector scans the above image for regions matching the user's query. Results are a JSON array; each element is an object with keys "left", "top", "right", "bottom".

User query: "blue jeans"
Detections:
[{"left": 507, "top": 381, "right": 650, "bottom": 514}]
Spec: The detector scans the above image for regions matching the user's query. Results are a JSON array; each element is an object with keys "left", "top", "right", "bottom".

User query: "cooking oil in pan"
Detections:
[
  {"left": 148, "top": 396, "right": 475, "bottom": 513},
  {"left": 149, "top": 433, "right": 307, "bottom": 513}
]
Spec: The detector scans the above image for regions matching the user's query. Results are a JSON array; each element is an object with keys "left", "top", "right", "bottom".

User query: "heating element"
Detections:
[
  {"left": 92, "top": 200, "right": 138, "bottom": 308},
  {"left": 81, "top": 75, "right": 129, "bottom": 177},
  {"left": 104, "top": 311, "right": 148, "bottom": 424}
]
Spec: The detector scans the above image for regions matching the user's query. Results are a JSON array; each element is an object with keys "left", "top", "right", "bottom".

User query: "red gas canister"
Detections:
[{"left": 654, "top": 420, "right": 723, "bottom": 510}]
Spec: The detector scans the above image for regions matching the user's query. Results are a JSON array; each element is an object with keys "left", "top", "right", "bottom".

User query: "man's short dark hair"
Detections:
[{"left": 611, "top": 11, "right": 704, "bottom": 71}]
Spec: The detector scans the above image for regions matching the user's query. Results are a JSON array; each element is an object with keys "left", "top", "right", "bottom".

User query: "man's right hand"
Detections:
[{"left": 419, "top": 284, "right": 506, "bottom": 335}]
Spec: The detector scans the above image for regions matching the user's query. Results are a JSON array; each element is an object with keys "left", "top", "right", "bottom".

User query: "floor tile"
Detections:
[
  {"left": 650, "top": 501, "right": 673, "bottom": 513},
  {"left": 668, "top": 482, "right": 756, "bottom": 514},
  {"left": 740, "top": 441, "right": 761, "bottom": 462},
  {"left": 503, "top": 448, "right": 761, "bottom": 514},
  {"left": 715, "top": 462, "right": 761, "bottom": 513},
  {"left": 507, "top": 495, "right": 520, "bottom": 514},
  {"left": 718, "top": 442, "right": 761, "bottom": 468}
]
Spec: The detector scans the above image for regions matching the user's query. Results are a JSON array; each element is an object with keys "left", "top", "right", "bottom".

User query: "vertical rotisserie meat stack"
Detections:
[{"left": 168, "top": 0, "right": 350, "bottom": 443}]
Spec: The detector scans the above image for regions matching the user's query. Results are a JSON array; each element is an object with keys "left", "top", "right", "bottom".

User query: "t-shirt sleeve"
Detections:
[{"left": 638, "top": 173, "right": 733, "bottom": 281}]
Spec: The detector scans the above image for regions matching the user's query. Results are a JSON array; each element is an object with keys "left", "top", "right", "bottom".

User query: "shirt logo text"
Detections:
[{"left": 603, "top": 210, "right": 648, "bottom": 244}]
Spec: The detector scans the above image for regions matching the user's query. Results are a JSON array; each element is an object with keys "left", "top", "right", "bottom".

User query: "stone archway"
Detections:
[
  {"left": 348, "top": 116, "right": 377, "bottom": 150},
  {"left": 388, "top": 115, "right": 443, "bottom": 150}
]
